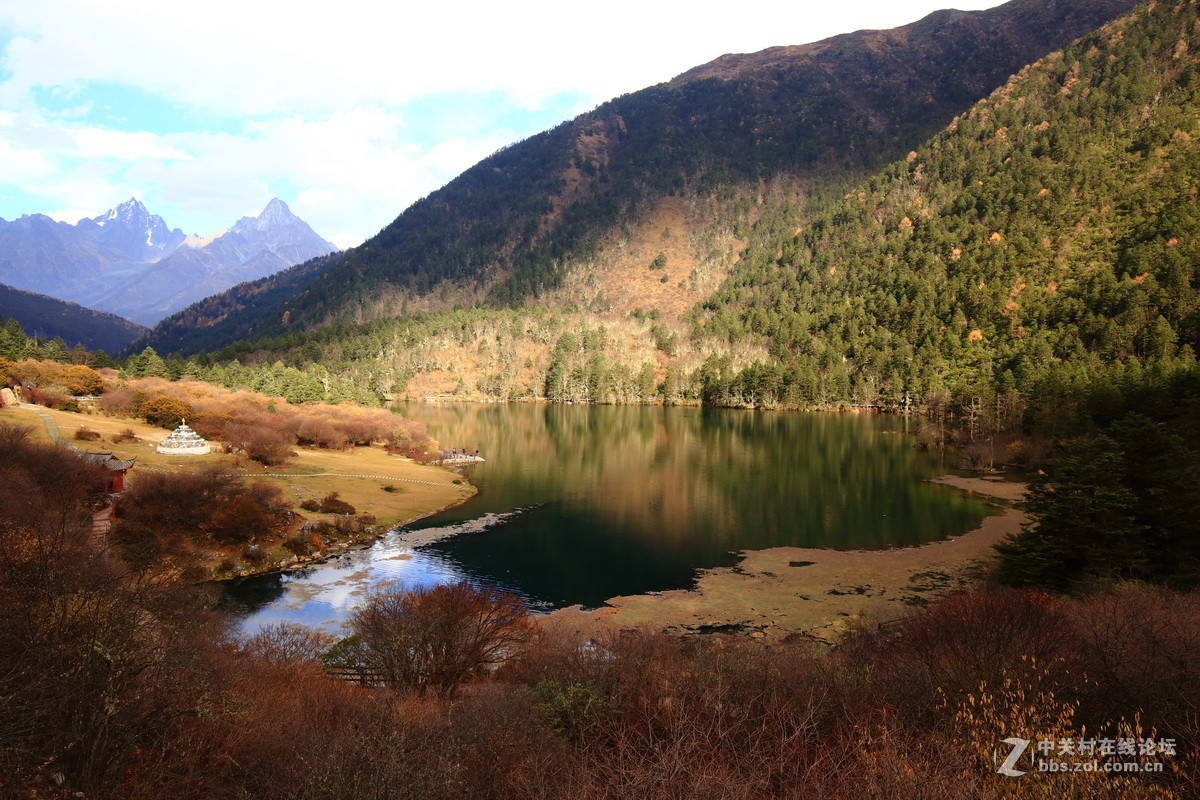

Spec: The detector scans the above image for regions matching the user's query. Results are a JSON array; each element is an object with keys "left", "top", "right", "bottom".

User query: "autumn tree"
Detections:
[
  {"left": 139, "top": 394, "right": 192, "bottom": 428},
  {"left": 115, "top": 466, "right": 291, "bottom": 569},
  {"left": 349, "top": 581, "right": 536, "bottom": 698},
  {"left": 0, "top": 422, "right": 221, "bottom": 795}
]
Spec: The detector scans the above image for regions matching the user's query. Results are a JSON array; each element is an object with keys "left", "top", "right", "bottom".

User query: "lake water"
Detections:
[{"left": 223, "top": 403, "right": 992, "bottom": 635}]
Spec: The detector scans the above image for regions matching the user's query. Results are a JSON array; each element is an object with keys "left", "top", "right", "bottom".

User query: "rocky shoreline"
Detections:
[{"left": 545, "top": 474, "right": 1028, "bottom": 645}]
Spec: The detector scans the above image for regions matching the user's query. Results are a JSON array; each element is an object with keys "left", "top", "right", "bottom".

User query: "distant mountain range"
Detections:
[
  {"left": 0, "top": 197, "right": 337, "bottom": 326},
  {"left": 0, "top": 283, "right": 147, "bottom": 354}
]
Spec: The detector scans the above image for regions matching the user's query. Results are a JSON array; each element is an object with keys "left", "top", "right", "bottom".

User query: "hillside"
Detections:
[
  {"left": 695, "top": 0, "right": 1200, "bottom": 408},
  {"left": 140, "top": 0, "right": 1137, "bottom": 356},
  {"left": 0, "top": 284, "right": 147, "bottom": 353},
  {"left": 146, "top": 0, "right": 1200, "bottom": 415}
]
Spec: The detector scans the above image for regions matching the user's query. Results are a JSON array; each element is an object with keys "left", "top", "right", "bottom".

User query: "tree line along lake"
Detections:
[{"left": 223, "top": 402, "right": 994, "bottom": 635}]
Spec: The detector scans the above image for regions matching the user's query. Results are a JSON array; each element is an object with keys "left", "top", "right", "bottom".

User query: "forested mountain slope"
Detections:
[
  {"left": 696, "top": 0, "right": 1200, "bottom": 407},
  {"left": 156, "top": 0, "right": 1200, "bottom": 413},
  {"left": 140, "top": 0, "right": 1136, "bottom": 357},
  {"left": 0, "top": 284, "right": 147, "bottom": 354}
]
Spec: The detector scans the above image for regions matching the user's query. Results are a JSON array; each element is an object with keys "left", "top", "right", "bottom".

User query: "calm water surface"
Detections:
[{"left": 224, "top": 403, "right": 992, "bottom": 635}]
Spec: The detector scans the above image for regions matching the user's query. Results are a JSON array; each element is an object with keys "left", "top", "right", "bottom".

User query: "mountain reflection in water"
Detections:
[{"left": 224, "top": 404, "right": 992, "bottom": 634}]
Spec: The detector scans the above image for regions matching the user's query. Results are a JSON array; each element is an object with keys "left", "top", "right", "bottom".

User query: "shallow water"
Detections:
[{"left": 223, "top": 404, "right": 991, "bottom": 635}]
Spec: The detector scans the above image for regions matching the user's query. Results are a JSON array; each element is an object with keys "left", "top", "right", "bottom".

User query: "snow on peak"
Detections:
[
  {"left": 230, "top": 197, "right": 303, "bottom": 235},
  {"left": 86, "top": 198, "right": 184, "bottom": 253},
  {"left": 258, "top": 197, "right": 295, "bottom": 222}
]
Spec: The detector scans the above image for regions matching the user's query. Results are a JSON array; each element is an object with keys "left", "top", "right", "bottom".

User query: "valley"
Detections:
[
  {"left": 2, "top": 0, "right": 1199, "bottom": 796},
  {"left": 224, "top": 401, "right": 996, "bottom": 635}
]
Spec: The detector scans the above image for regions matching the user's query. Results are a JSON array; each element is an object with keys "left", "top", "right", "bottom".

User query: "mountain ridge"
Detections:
[
  {"left": 137, "top": 0, "right": 1139, "bottom": 356},
  {"left": 0, "top": 197, "right": 337, "bottom": 326},
  {"left": 146, "top": 0, "right": 1200, "bottom": 414},
  {"left": 0, "top": 283, "right": 147, "bottom": 354},
  {"left": 93, "top": 197, "right": 337, "bottom": 324}
]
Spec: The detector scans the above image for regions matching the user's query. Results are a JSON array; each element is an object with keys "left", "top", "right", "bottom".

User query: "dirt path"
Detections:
[{"left": 547, "top": 475, "right": 1027, "bottom": 645}]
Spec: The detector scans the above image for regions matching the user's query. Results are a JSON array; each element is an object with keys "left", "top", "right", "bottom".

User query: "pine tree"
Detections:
[
  {"left": 0, "top": 319, "right": 28, "bottom": 360},
  {"left": 996, "top": 437, "right": 1146, "bottom": 591}
]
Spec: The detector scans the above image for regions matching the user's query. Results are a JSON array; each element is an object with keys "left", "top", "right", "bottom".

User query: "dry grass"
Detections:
[
  {"left": 0, "top": 404, "right": 473, "bottom": 530},
  {"left": 546, "top": 195, "right": 743, "bottom": 321}
]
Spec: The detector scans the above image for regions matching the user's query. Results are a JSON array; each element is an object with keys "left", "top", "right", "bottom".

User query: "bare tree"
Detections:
[
  {"left": 239, "top": 622, "right": 338, "bottom": 666},
  {"left": 350, "top": 581, "right": 536, "bottom": 698}
]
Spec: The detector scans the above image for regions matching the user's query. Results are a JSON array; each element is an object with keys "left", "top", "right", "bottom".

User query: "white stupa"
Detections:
[{"left": 156, "top": 420, "right": 211, "bottom": 455}]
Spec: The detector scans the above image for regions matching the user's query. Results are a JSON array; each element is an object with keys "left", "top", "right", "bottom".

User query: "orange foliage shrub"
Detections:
[
  {"left": 73, "top": 426, "right": 102, "bottom": 442},
  {"left": 842, "top": 588, "right": 1075, "bottom": 723},
  {"left": 25, "top": 385, "right": 74, "bottom": 410},
  {"left": 299, "top": 492, "right": 356, "bottom": 515},
  {"left": 104, "top": 378, "right": 436, "bottom": 460},
  {"left": 138, "top": 394, "right": 192, "bottom": 428},
  {"left": 98, "top": 384, "right": 139, "bottom": 415},
  {"left": 112, "top": 427, "right": 139, "bottom": 444},
  {"left": 7, "top": 359, "right": 105, "bottom": 395},
  {"left": 350, "top": 581, "right": 537, "bottom": 699},
  {"left": 114, "top": 466, "right": 291, "bottom": 570},
  {"left": 238, "top": 622, "right": 338, "bottom": 666}
]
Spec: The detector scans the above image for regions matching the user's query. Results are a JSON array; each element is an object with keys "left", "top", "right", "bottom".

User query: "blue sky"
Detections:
[{"left": 0, "top": 1, "right": 1002, "bottom": 248}]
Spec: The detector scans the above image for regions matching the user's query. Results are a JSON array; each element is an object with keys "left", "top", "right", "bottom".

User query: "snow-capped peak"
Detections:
[
  {"left": 231, "top": 198, "right": 304, "bottom": 236},
  {"left": 97, "top": 197, "right": 147, "bottom": 224},
  {"left": 88, "top": 197, "right": 185, "bottom": 254},
  {"left": 262, "top": 197, "right": 292, "bottom": 217}
]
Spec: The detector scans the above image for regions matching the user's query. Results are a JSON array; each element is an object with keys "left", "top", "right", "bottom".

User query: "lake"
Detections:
[{"left": 223, "top": 403, "right": 992, "bottom": 635}]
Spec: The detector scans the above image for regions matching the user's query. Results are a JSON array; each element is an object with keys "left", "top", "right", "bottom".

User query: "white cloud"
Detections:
[
  {"left": 74, "top": 128, "right": 190, "bottom": 161},
  {"left": 0, "top": 1, "right": 1005, "bottom": 115},
  {"left": 0, "top": 0, "right": 1006, "bottom": 242},
  {"left": 150, "top": 108, "right": 512, "bottom": 243},
  {"left": 0, "top": 103, "right": 510, "bottom": 242}
]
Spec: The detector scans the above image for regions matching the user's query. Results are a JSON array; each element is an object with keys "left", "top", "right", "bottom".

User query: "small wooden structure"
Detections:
[{"left": 75, "top": 450, "right": 136, "bottom": 493}]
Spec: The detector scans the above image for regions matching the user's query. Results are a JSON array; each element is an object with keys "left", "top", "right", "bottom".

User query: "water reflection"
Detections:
[
  {"left": 225, "top": 535, "right": 472, "bottom": 636},
  {"left": 225, "top": 404, "right": 992, "bottom": 631}
]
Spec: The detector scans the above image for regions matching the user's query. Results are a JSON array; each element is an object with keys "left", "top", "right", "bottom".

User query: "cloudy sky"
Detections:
[{"left": 0, "top": 0, "right": 1002, "bottom": 248}]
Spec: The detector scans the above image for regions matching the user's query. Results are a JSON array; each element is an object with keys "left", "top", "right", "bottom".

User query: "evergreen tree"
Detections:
[
  {"left": 0, "top": 319, "right": 28, "bottom": 360},
  {"left": 39, "top": 336, "right": 69, "bottom": 363},
  {"left": 141, "top": 347, "right": 167, "bottom": 378},
  {"left": 996, "top": 437, "right": 1146, "bottom": 592}
]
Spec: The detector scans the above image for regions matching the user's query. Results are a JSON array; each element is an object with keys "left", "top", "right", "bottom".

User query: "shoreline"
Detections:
[
  {"left": 397, "top": 395, "right": 904, "bottom": 413},
  {"left": 0, "top": 403, "right": 477, "bottom": 581},
  {"left": 226, "top": 486, "right": 479, "bottom": 580},
  {"left": 544, "top": 474, "right": 1027, "bottom": 645}
]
